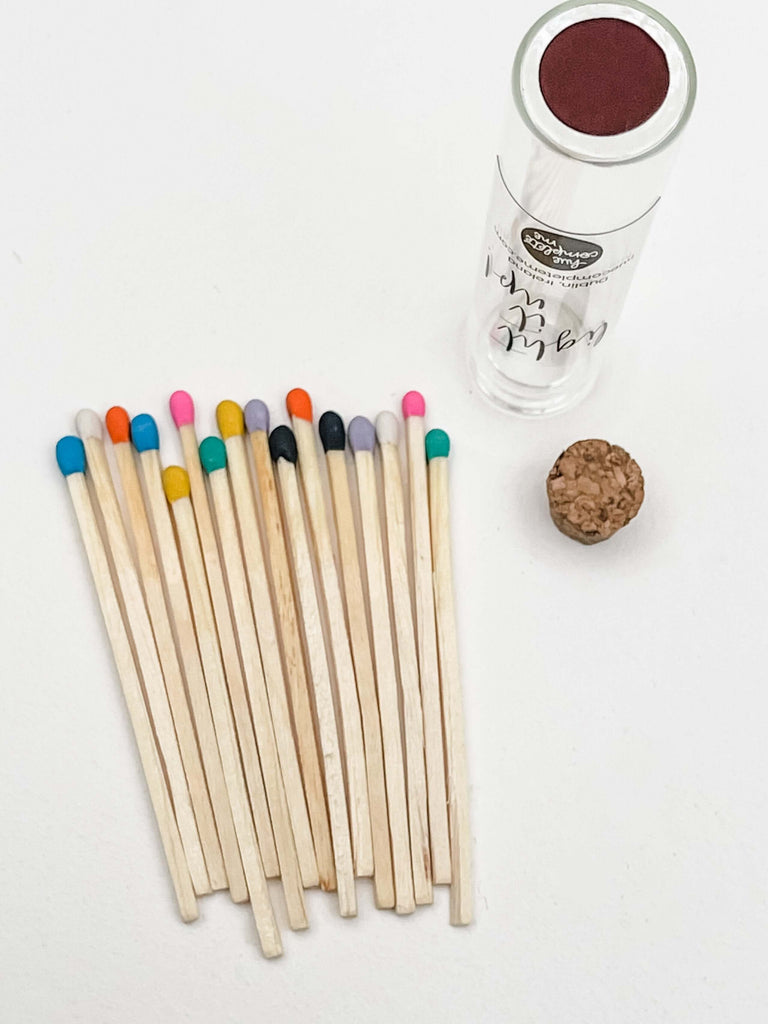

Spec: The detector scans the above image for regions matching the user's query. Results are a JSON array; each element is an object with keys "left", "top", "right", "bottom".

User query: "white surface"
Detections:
[{"left": 1, "top": 1, "right": 766, "bottom": 1021}]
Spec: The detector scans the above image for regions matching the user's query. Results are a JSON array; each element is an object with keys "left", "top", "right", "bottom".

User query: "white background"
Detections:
[{"left": 1, "top": 1, "right": 766, "bottom": 1021}]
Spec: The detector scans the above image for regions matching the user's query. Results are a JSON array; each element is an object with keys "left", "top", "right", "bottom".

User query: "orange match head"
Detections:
[
  {"left": 105, "top": 406, "right": 131, "bottom": 444},
  {"left": 286, "top": 388, "right": 313, "bottom": 422}
]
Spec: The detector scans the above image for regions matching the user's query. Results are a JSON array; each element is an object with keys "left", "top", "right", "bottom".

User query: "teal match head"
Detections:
[
  {"left": 425, "top": 428, "right": 450, "bottom": 461},
  {"left": 131, "top": 414, "right": 159, "bottom": 453},
  {"left": 199, "top": 435, "right": 227, "bottom": 474},
  {"left": 56, "top": 436, "right": 86, "bottom": 476}
]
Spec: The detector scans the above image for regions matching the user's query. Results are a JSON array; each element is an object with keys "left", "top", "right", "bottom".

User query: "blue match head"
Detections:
[
  {"left": 130, "top": 414, "right": 160, "bottom": 453},
  {"left": 347, "top": 416, "right": 375, "bottom": 454},
  {"left": 199, "top": 435, "right": 227, "bottom": 474},
  {"left": 56, "top": 436, "right": 86, "bottom": 477},
  {"left": 244, "top": 399, "right": 270, "bottom": 434}
]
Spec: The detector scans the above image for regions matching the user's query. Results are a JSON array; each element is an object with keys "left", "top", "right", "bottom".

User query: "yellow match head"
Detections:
[
  {"left": 216, "top": 400, "right": 244, "bottom": 439},
  {"left": 162, "top": 465, "right": 191, "bottom": 503}
]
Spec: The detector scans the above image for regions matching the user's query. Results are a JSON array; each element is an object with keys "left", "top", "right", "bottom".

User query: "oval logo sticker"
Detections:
[{"left": 521, "top": 227, "right": 602, "bottom": 271}]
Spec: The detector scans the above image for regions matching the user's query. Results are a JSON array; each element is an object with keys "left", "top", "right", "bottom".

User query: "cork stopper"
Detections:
[{"left": 546, "top": 439, "right": 644, "bottom": 545}]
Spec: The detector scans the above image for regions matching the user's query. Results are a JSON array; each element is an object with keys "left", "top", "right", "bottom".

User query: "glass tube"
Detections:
[{"left": 468, "top": 0, "right": 696, "bottom": 416}]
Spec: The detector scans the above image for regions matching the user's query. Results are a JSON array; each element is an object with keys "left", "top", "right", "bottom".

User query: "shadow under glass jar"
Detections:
[{"left": 468, "top": 0, "right": 696, "bottom": 416}]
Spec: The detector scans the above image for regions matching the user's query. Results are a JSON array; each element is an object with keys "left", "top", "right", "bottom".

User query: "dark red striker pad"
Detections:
[{"left": 539, "top": 17, "right": 670, "bottom": 136}]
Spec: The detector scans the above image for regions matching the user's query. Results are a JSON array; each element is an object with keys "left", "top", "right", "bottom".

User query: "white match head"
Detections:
[
  {"left": 375, "top": 411, "right": 399, "bottom": 446},
  {"left": 75, "top": 409, "right": 104, "bottom": 441}
]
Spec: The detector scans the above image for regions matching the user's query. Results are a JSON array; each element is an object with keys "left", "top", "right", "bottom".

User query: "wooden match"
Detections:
[
  {"left": 286, "top": 388, "right": 373, "bottom": 878},
  {"left": 216, "top": 400, "right": 318, "bottom": 891},
  {"left": 105, "top": 406, "right": 226, "bottom": 891},
  {"left": 130, "top": 413, "right": 247, "bottom": 904},
  {"left": 55, "top": 436, "right": 198, "bottom": 923},
  {"left": 348, "top": 416, "right": 415, "bottom": 915},
  {"left": 198, "top": 435, "right": 308, "bottom": 932},
  {"left": 244, "top": 399, "right": 336, "bottom": 894},
  {"left": 402, "top": 391, "right": 451, "bottom": 884},
  {"left": 426, "top": 429, "right": 472, "bottom": 926},
  {"left": 75, "top": 408, "right": 211, "bottom": 896},
  {"left": 169, "top": 391, "right": 278, "bottom": 879},
  {"left": 375, "top": 411, "right": 432, "bottom": 906},
  {"left": 270, "top": 425, "right": 357, "bottom": 918},
  {"left": 163, "top": 465, "right": 283, "bottom": 957},
  {"left": 318, "top": 410, "right": 394, "bottom": 910}
]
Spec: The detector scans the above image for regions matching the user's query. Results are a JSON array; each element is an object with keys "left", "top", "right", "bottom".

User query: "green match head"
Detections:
[
  {"left": 199, "top": 435, "right": 227, "bottom": 474},
  {"left": 425, "top": 428, "right": 450, "bottom": 461}
]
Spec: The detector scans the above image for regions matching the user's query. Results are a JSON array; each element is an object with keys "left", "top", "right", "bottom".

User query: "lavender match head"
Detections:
[
  {"left": 347, "top": 416, "right": 376, "bottom": 454},
  {"left": 244, "top": 399, "right": 270, "bottom": 435}
]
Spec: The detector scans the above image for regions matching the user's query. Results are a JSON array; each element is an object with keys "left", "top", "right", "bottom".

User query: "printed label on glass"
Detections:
[{"left": 478, "top": 157, "right": 658, "bottom": 374}]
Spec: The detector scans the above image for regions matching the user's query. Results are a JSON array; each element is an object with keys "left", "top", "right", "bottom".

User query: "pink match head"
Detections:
[
  {"left": 169, "top": 390, "right": 195, "bottom": 428},
  {"left": 402, "top": 391, "right": 425, "bottom": 419}
]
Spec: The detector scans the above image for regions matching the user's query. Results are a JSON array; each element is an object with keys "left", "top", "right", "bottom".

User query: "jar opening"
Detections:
[{"left": 539, "top": 17, "right": 670, "bottom": 136}]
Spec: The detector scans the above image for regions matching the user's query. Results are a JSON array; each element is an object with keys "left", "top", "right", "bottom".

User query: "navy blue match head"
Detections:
[
  {"left": 318, "top": 411, "right": 346, "bottom": 453},
  {"left": 269, "top": 425, "right": 298, "bottom": 464}
]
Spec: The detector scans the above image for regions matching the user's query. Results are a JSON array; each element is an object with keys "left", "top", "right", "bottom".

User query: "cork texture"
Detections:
[{"left": 546, "top": 439, "right": 644, "bottom": 545}]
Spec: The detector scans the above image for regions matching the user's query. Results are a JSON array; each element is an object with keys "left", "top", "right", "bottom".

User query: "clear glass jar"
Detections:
[{"left": 468, "top": 0, "right": 696, "bottom": 415}]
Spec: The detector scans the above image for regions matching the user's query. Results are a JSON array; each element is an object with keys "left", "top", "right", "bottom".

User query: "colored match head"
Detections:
[
  {"left": 402, "top": 391, "right": 425, "bottom": 419},
  {"left": 105, "top": 406, "right": 131, "bottom": 444},
  {"left": 56, "top": 436, "right": 86, "bottom": 477},
  {"left": 169, "top": 390, "right": 195, "bottom": 428},
  {"left": 217, "top": 400, "right": 244, "bottom": 439},
  {"left": 425, "top": 428, "right": 450, "bottom": 461},
  {"left": 244, "top": 399, "right": 270, "bottom": 435},
  {"left": 269, "top": 426, "right": 298, "bottom": 464},
  {"left": 199, "top": 436, "right": 227, "bottom": 474},
  {"left": 375, "top": 411, "right": 399, "bottom": 446},
  {"left": 75, "top": 409, "right": 104, "bottom": 441},
  {"left": 163, "top": 466, "right": 191, "bottom": 503},
  {"left": 348, "top": 416, "right": 376, "bottom": 454},
  {"left": 318, "top": 411, "right": 346, "bottom": 452},
  {"left": 286, "top": 388, "right": 313, "bottom": 422},
  {"left": 131, "top": 414, "right": 160, "bottom": 453}
]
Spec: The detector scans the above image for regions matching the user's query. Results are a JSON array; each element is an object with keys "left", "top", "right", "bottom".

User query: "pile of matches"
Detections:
[{"left": 55, "top": 388, "right": 471, "bottom": 959}]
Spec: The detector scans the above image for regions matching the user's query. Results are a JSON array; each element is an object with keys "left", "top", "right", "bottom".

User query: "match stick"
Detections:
[
  {"left": 199, "top": 436, "right": 308, "bottom": 931},
  {"left": 347, "top": 417, "right": 414, "bottom": 915},
  {"left": 426, "top": 430, "right": 472, "bottom": 925},
  {"left": 169, "top": 391, "right": 278, "bottom": 878},
  {"left": 56, "top": 437, "right": 198, "bottom": 923},
  {"left": 375, "top": 411, "right": 432, "bottom": 905},
  {"left": 216, "top": 400, "right": 318, "bottom": 890},
  {"left": 270, "top": 426, "right": 356, "bottom": 918},
  {"left": 131, "top": 413, "right": 247, "bottom": 903},
  {"left": 75, "top": 409, "right": 211, "bottom": 896},
  {"left": 105, "top": 407, "right": 225, "bottom": 890},
  {"left": 318, "top": 411, "right": 393, "bottom": 910},
  {"left": 245, "top": 400, "right": 336, "bottom": 893},
  {"left": 286, "top": 389, "right": 373, "bottom": 878},
  {"left": 402, "top": 391, "right": 451, "bottom": 883},
  {"left": 163, "top": 466, "right": 282, "bottom": 957}
]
